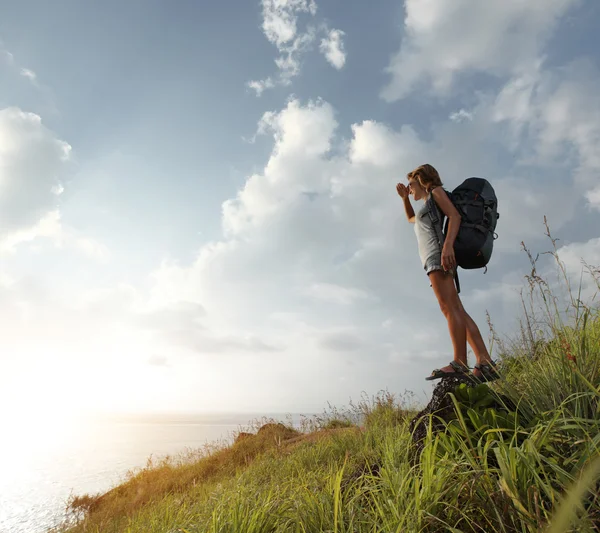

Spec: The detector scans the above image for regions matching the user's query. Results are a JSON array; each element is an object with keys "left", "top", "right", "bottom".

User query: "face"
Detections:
[{"left": 408, "top": 177, "right": 427, "bottom": 201}]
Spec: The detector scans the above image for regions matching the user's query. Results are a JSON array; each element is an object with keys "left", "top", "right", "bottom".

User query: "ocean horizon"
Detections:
[{"left": 0, "top": 411, "right": 313, "bottom": 533}]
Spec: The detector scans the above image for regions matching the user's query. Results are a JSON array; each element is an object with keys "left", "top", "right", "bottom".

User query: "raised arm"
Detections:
[{"left": 396, "top": 183, "right": 415, "bottom": 223}]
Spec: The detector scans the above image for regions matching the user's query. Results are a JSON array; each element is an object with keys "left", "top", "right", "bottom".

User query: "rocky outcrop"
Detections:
[
  {"left": 233, "top": 423, "right": 301, "bottom": 446},
  {"left": 408, "top": 374, "right": 519, "bottom": 457},
  {"left": 408, "top": 374, "right": 476, "bottom": 454},
  {"left": 233, "top": 432, "right": 253, "bottom": 444}
]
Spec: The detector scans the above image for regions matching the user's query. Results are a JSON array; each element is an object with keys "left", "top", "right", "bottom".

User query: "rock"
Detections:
[
  {"left": 408, "top": 374, "right": 476, "bottom": 455},
  {"left": 256, "top": 422, "right": 287, "bottom": 434},
  {"left": 234, "top": 432, "right": 254, "bottom": 444},
  {"left": 256, "top": 422, "right": 300, "bottom": 441},
  {"left": 408, "top": 374, "right": 520, "bottom": 460}
]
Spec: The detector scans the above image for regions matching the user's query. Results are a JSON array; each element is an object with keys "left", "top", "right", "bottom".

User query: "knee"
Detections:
[
  {"left": 438, "top": 298, "right": 460, "bottom": 319},
  {"left": 438, "top": 301, "right": 450, "bottom": 317}
]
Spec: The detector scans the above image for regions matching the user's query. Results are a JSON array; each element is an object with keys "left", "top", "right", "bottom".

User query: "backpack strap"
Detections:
[
  {"left": 426, "top": 193, "right": 461, "bottom": 294},
  {"left": 461, "top": 222, "right": 490, "bottom": 234},
  {"left": 454, "top": 270, "right": 461, "bottom": 294},
  {"left": 425, "top": 193, "right": 445, "bottom": 247}
]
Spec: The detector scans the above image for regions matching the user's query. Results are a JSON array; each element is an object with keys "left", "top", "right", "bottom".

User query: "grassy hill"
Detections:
[{"left": 54, "top": 247, "right": 600, "bottom": 533}]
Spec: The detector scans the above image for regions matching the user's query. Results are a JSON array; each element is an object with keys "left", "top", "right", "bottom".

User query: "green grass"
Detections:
[{"left": 53, "top": 233, "right": 600, "bottom": 533}]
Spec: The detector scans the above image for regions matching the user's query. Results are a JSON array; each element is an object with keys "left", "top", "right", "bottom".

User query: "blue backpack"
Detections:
[{"left": 426, "top": 177, "right": 499, "bottom": 292}]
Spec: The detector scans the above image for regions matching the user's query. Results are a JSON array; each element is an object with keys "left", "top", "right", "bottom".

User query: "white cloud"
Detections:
[
  {"left": 558, "top": 238, "right": 600, "bottom": 269},
  {"left": 381, "top": 0, "right": 581, "bottom": 101},
  {"left": 491, "top": 58, "right": 600, "bottom": 199},
  {"left": 0, "top": 107, "right": 110, "bottom": 260},
  {"left": 136, "top": 85, "right": 600, "bottom": 409},
  {"left": 0, "top": 108, "right": 70, "bottom": 238},
  {"left": 1, "top": 48, "right": 14, "bottom": 65},
  {"left": 0, "top": 210, "right": 62, "bottom": 252},
  {"left": 449, "top": 109, "right": 473, "bottom": 123},
  {"left": 261, "top": 0, "right": 317, "bottom": 47},
  {"left": 478, "top": 236, "right": 600, "bottom": 319},
  {"left": 0, "top": 205, "right": 111, "bottom": 261},
  {"left": 471, "top": 281, "right": 523, "bottom": 306},
  {"left": 148, "top": 354, "right": 169, "bottom": 367},
  {"left": 272, "top": 27, "right": 316, "bottom": 83},
  {"left": 531, "top": 61, "right": 600, "bottom": 185},
  {"left": 129, "top": 99, "right": 470, "bottom": 400},
  {"left": 586, "top": 187, "right": 600, "bottom": 211},
  {"left": 319, "top": 29, "right": 346, "bottom": 70},
  {"left": 403, "top": 56, "right": 600, "bottom": 246},
  {"left": 0, "top": 271, "right": 16, "bottom": 289},
  {"left": 6, "top": 40, "right": 600, "bottom": 413},
  {"left": 1, "top": 43, "right": 40, "bottom": 87},
  {"left": 248, "top": 0, "right": 346, "bottom": 95},
  {"left": 77, "top": 283, "right": 141, "bottom": 315},
  {"left": 349, "top": 120, "right": 424, "bottom": 168},
  {"left": 302, "top": 282, "right": 372, "bottom": 305},
  {"left": 19, "top": 67, "right": 38, "bottom": 83},
  {"left": 319, "top": 329, "right": 366, "bottom": 352},
  {"left": 73, "top": 236, "right": 111, "bottom": 262},
  {"left": 247, "top": 77, "right": 275, "bottom": 97}
]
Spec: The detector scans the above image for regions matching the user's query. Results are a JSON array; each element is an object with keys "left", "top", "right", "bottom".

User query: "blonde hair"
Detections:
[{"left": 407, "top": 164, "right": 443, "bottom": 192}]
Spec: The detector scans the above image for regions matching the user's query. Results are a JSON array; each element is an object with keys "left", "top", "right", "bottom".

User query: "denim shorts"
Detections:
[
  {"left": 415, "top": 201, "right": 455, "bottom": 280},
  {"left": 425, "top": 256, "right": 455, "bottom": 280}
]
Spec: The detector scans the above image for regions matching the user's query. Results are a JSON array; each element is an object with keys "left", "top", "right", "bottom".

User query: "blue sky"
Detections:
[{"left": 1, "top": 0, "right": 600, "bottom": 417}]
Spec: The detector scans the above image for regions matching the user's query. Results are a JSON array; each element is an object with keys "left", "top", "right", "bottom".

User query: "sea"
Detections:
[{"left": 0, "top": 412, "right": 310, "bottom": 533}]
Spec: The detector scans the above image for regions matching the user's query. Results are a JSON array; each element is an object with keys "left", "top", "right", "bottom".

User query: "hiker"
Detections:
[{"left": 396, "top": 164, "right": 499, "bottom": 382}]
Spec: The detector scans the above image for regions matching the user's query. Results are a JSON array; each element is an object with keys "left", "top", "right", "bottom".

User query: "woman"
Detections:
[{"left": 396, "top": 164, "right": 499, "bottom": 382}]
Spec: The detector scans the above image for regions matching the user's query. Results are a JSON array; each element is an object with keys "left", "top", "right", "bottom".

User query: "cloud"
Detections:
[
  {"left": 319, "top": 330, "right": 366, "bottom": 352},
  {"left": 0, "top": 107, "right": 110, "bottom": 259},
  {"left": 72, "top": 236, "right": 111, "bottom": 262},
  {"left": 0, "top": 210, "right": 62, "bottom": 253},
  {"left": 586, "top": 187, "right": 600, "bottom": 211},
  {"left": 301, "top": 282, "right": 372, "bottom": 305},
  {"left": 559, "top": 238, "right": 600, "bottom": 272},
  {"left": 491, "top": 58, "right": 600, "bottom": 201},
  {"left": 5, "top": 12, "right": 600, "bottom": 412},
  {"left": 0, "top": 108, "right": 70, "bottom": 236},
  {"left": 1, "top": 42, "right": 40, "bottom": 87},
  {"left": 0, "top": 271, "right": 15, "bottom": 289},
  {"left": 247, "top": 77, "right": 276, "bottom": 97},
  {"left": 449, "top": 109, "right": 473, "bottom": 123},
  {"left": 272, "top": 27, "right": 316, "bottom": 83},
  {"left": 555, "top": 237, "right": 600, "bottom": 301},
  {"left": 133, "top": 101, "right": 447, "bottom": 373},
  {"left": 381, "top": 0, "right": 581, "bottom": 101},
  {"left": 531, "top": 61, "right": 600, "bottom": 185},
  {"left": 148, "top": 354, "right": 169, "bottom": 367},
  {"left": 138, "top": 70, "right": 600, "bottom": 407},
  {"left": 83, "top": 285, "right": 283, "bottom": 356},
  {"left": 1, "top": 48, "right": 14, "bottom": 66},
  {"left": 401, "top": 57, "right": 600, "bottom": 245},
  {"left": 76, "top": 283, "right": 141, "bottom": 318},
  {"left": 247, "top": 0, "right": 346, "bottom": 95},
  {"left": 137, "top": 299, "right": 282, "bottom": 355},
  {"left": 319, "top": 29, "right": 346, "bottom": 70},
  {"left": 0, "top": 208, "right": 111, "bottom": 261},
  {"left": 261, "top": 0, "right": 317, "bottom": 47},
  {"left": 173, "top": 332, "right": 282, "bottom": 355},
  {"left": 20, "top": 67, "right": 38, "bottom": 84},
  {"left": 2, "top": 75, "right": 596, "bottom": 411}
]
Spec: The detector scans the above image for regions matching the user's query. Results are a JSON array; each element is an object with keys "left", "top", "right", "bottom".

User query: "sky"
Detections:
[{"left": 1, "top": 0, "right": 599, "bottom": 418}]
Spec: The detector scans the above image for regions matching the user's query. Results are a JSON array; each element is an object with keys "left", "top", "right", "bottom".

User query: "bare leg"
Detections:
[
  {"left": 457, "top": 297, "right": 492, "bottom": 364},
  {"left": 429, "top": 270, "right": 468, "bottom": 372}
]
